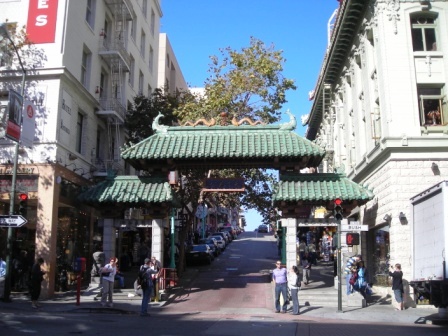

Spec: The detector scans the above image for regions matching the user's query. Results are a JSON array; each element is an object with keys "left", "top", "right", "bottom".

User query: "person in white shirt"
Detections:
[{"left": 100, "top": 257, "right": 117, "bottom": 308}]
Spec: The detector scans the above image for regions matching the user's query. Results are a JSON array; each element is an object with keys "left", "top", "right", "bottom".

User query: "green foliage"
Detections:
[
  {"left": 175, "top": 37, "right": 296, "bottom": 124},
  {"left": 125, "top": 88, "right": 185, "bottom": 144}
]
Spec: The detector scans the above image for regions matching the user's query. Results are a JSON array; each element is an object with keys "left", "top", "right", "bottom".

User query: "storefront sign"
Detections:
[
  {"left": 26, "top": 0, "right": 59, "bottom": 44},
  {"left": 0, "top": 175, "right": 38, "bottom": 193},
  {"left": 59, "top": 90, "right": 72, "bottom": 146}
]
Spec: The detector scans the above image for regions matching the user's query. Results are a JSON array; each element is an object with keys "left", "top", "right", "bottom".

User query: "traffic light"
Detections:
[
  {"left": 334, "top": 198, "right": 343, "bottom": 220},
  {"left": 346, "top": 232, "right": 360, "bottom": 245},
  {"left": 18, "top": 193, "right": 28, "bottom": 217}
]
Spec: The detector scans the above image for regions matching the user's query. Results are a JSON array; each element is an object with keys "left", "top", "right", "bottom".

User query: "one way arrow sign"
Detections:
[{"left": 0, "top": 215, "right": 28, "bottom": 228}]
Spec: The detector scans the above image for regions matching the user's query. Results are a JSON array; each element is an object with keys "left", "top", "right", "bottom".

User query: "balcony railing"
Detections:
[{"left": 97, "top": 98, "right": 126, "bottom": 123}]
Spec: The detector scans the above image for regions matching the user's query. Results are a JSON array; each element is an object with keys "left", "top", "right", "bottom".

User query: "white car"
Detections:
[{"left": 209, "top": 235, "right": 226, "bottom": 250}]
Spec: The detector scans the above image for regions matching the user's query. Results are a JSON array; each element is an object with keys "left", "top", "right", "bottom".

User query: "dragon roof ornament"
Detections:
[{"left": 279, "top": 110, "right": 297, "bottom": 130}]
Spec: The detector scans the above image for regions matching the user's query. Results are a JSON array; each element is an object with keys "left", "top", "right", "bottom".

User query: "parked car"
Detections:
[
  {"left": 220, "top": 226, "right": 237, "bottom": 239},
  {"left": 209, "top": 235, "right": 226, "bottom": 251},
  {"left": 211, "top": 232, "right": 230, "bottom": 244},
  {"left": 186, "top": 244, "right": 214, "bottom": 265},
  {"left": 199, "top": 237, "right": 220, "bottom": 257},
  {"left": 258, "top": 224, "right": 268, "bottom": 233}
]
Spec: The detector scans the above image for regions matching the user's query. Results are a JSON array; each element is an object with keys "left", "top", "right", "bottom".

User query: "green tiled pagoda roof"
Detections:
[
  {"left": 77, "top": 176, "right": 173, "bottom": 205},
  {"left": 121, "top": 113, "right": 325, "bottom": 171},
  {"left": 273, "top": 173, "right": 374, "bottom": 203}
]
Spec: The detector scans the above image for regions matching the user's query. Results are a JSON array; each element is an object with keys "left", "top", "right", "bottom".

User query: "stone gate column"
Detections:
[
  {"left": 152, "top": 219, "right": 164, "bottom": 266},
  {"left": 102, "top": 219, "right": 116, "bottom": 260},
  {"left": 282, "top": 217, "right": 297, "bottom": 269}
]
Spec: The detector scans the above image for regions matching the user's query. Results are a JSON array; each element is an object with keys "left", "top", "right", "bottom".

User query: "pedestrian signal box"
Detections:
[{"left": 346, "top": 233, "right": 360, "bottom": 245}]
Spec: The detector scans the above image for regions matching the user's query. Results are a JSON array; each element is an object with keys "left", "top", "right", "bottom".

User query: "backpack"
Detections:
[
  {"left": 137, "top": 266, "right": 151, "bottom": 289},
  {"left": 349, "top": 272, "right": 358, "bottom": 286}
]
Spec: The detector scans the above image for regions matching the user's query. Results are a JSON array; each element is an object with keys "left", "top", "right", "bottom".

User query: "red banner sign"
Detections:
[{"left": 26, "top": 0, "right": 59, "bottom": 44}]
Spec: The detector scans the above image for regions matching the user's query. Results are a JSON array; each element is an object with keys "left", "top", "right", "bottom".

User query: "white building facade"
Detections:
[
  {"left": 305, "top": 0, "right": 448, "bottom": 298},
  {"left": 0, "top": 0, "right": 190, "bottom": 298}
]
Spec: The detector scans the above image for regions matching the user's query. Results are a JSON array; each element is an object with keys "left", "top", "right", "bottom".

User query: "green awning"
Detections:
[
  {"left": 77, "top": 176, "right": 173, "bottom": 205},
  {"left": 273, "top": 173, "right": 374, "bottom": 203}
]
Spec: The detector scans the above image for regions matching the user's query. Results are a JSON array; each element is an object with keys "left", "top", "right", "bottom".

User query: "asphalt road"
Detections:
[{"left": 1, "top": 231, "right": 447, "bottom": 335}]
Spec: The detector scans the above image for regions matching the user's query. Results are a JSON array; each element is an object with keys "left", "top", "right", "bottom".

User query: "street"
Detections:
[{"left": 1, "top": 231, "right": 447, "bottom": 335}]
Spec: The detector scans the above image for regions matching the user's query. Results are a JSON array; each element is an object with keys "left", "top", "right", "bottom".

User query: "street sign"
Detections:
[
  {"left": 195, "top": 204, "right": 208, "bottom": 218},
  {"left": 341, "top": 223, "right": 369, "bottom": 231},
  {"left": 0, "top": 215, "right": 27, "bottom": 227}
]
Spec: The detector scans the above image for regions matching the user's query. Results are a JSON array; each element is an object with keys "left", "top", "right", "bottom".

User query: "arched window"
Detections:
[{"left": 411, "top": 14, "right": 437, "bottom": 52}]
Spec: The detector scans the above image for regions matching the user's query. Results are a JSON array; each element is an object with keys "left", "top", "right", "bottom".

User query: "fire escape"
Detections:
[{"left": 95, "top": 0, "right": 133, "bottom": 176}]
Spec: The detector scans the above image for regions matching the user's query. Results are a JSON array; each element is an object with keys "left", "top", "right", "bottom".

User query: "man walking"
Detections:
[
  {"left": 272, "top": 260, "right": 288, "bottom": 313},
  {"left": 138, "top": 258, "right": 158, "bottom": 316}
]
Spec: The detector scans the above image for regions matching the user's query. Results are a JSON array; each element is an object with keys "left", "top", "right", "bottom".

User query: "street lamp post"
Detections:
[{"left": 0, "top": 23, "right": 26, "bottom": 302}]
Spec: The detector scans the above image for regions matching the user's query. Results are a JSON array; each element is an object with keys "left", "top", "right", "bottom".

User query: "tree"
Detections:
[
  {"left": 125, "top": 88, "right": 182, "bottom": 144},
  {"left": 174, "top": 37, "right": 295, "bottom": 225},
  {"left": 175, "top": 37, "right": 296, "bottom": 124}
]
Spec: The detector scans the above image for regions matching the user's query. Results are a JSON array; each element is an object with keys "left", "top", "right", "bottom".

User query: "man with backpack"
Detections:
[{"left": 137, "top": 258, "right": 158, "bottom": 316}]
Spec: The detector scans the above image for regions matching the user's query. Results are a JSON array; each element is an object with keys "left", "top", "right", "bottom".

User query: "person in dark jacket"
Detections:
[
  {"left": 388, "top": 263, "right": 404, "bottom": 310},
  {"left": 30, "top": 258, "right": 46, "bottom": 309}
]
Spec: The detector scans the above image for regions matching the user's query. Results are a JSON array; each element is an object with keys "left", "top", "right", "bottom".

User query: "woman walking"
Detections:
[
  {"left": 389, "top": 263, "right": 404, "bottom": 310},
  {"left": 287, "top": 265, "right": 301, "bottom": 315},
  {"left": 30, "top": 257, "right": 46, "bottom": 309}
]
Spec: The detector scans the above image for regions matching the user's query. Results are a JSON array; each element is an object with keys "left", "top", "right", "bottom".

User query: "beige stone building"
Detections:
[
  {"left": 0, "top": 0, "right": 186, "bottom": 298},
  {"left": 304, "top": 0, "right": 448, "bottom": 301}
]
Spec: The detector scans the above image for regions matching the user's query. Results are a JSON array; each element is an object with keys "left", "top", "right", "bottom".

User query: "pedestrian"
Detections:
[
  {"left": 151, "top": 256, "right": 162, "bottom": 271},
  {"left": 272, "top": 260, "right": 288, "bottom": 313},
  {"left": 302, "top": 254, "right": 312, "bottom": 285},
  {"left": 100, "top": 257, "right": 117, "bottom": 308},
  {"left": 389, "top": 263, "right": 404, "bottom": 311},
  {"left": 91, "top": 245, "right": 105, "bottom": 277},
  {"left": 137, "top": 258, "right": 158, "bottom": 316},
  {"left": 344, "top": 255, "right": 361, "bottom": 295},
  {"left": 30, "top": 257, "right": 46, "bottom": 309},
  {"left": 287, "top": 265, "right": 301, "bottom": 315},
  {"left": 0, "top": 255, "right": 6, "bottom": 277},
  {"left": 114, "top": 264, "right": 125, "bottom": 289},
  {"left": 276, "top": 235, "right": 282, "bottom": 257},
  {"left": 355, "top": 260, "right": 368, "bottom": 299},
  {"left": 297, "top": 240, "right": 307, "bottom": 264},
  {"left": 308, "top": 239, "right": 317, "bottom": 265}
]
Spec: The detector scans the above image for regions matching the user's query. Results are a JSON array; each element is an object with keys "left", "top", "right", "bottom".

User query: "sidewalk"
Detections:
[{"left": 1, "top": 267, "right": 447, "bottom": 327}]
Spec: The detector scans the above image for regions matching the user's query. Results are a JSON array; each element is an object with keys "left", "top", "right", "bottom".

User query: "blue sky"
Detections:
[{"left": 161, "top": 1, "right": 338, "bottom": 230}]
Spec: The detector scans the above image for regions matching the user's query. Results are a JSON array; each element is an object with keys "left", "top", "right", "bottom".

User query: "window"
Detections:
[
  {"left": 76, "top": 113, "right": 84, "bottom": 153},
  {"left": 99, "top": 71, "right": 107, "bottom": 98},
  {"left": 138, "top": 71, "right": 144, "bottom": 95},
  {"left": 149, "top": 46, "right": 154, "bottom": 73},
  {"left": 140, "top": 30, "right": 146, "bottom": 58},
  {"left": 411, "top": 15, "right": 437, "bottom": 51},
  {"left": 96, "top": 127, "right": 103, "bottom": 160},
  {"left": 142, "top": 0, "right": 148, "bottom": 18},
  {"left": 81, "top": 49, "right": 91, "bottom": 88},
  {"left": 130, "top": 19, "right": 136, "bottom": 41},
  {"left": 129, "top": 55, "right": 135, "bottom": 87},
  {"left": 85, "top": 0, "right": 95, "bottom": 28},
  {"left": 418, "top": 87, "right": 447, "bottom": 126},
  {"left": 150, "top": 9, "right": 155, "bottom": 36},
  {"left": 166, "top": 54, "right": 170, "bottom": 68}
]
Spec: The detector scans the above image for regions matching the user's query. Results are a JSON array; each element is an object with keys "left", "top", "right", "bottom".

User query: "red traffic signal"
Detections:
[
  {"left": 19, "top": 193, "right": 28, "bottom": 201},
  {"left": 346, "top": 233, "right": 360, "bottom": 245},
  {"left": 334, "top": 198, "right": 343, "bottom": 220}
]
